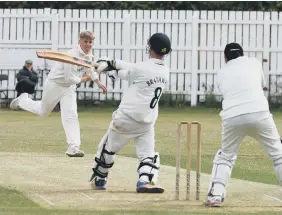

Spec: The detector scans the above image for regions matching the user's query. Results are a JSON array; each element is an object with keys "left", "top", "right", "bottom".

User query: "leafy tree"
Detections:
[{"left": 0, "top": 1, "right": 281, "bottom": 11}]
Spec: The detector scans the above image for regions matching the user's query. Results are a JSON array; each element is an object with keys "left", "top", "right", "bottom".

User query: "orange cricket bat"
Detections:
[{"left": 36, "top": 50, "right": 99, "bottom": 68}]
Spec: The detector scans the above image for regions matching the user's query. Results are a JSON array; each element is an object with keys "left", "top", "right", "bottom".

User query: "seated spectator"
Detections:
[{"left": 15, "top": 60, "right": 38, "bottom": 97}]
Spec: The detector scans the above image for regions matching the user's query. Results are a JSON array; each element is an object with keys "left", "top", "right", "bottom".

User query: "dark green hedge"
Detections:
[{"left": 0, "top": 1, "right": 281, "bottom": 11}]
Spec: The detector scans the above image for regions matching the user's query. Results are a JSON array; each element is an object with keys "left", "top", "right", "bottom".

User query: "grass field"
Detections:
[{"left": 1, "top": 107, "right": 282, "bottom": 215}]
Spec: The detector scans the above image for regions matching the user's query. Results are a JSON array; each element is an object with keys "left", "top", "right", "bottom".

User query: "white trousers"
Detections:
[
  {"left": 98, "top": 109, "right": 155, "bottom": 160},
  {"left": 207, "top": 111, "right": 282, "bottom": 197},
  {"left": 221, "top": 111, "right": 282, "bottom": 161},
  {"left": 92, "top": 109, "right": 156, "bottom": 181},
  {"left": 18, "top": 79, "right": 81, "bottom": 148}
]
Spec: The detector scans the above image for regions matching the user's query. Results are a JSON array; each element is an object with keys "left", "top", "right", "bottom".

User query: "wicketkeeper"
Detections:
[{"left": 204, "top": 43, "right": 282, "bottom": 207}]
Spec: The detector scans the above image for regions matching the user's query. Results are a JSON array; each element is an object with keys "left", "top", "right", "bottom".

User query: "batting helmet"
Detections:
[{"left": 147, "top": 33, "right": 172, "bottom": 56}]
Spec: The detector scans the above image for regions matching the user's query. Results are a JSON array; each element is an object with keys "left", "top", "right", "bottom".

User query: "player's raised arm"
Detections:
[
  {"left": 115, "top": 59, "right": 135, "bottom": 70},
  {"left": 115, "top": 60, "right": 135, "bottom": 79},
  {"left": 95, "top": 58, "right": 136, "bottom": 81}
]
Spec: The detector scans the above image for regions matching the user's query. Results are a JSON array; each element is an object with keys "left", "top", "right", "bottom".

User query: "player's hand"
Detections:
[
  {"left": 81, "top": 72, "right": 91, "bottom": 83},
  {"left": 97, "top": 82, "right": 108, "bottom": 94}
]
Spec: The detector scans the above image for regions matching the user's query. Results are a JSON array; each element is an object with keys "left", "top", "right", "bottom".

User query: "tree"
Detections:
[{"left": 0, "top": 1, "right": 281, "bottom": 11}]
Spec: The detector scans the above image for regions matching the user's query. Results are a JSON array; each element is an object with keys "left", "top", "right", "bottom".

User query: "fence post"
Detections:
[
  {"left": 122, "top": 11, "right": 131, "bottom": 87},
  {"left": 263, "top": 14, "right": 270, "bottom": 99},
  {"left": 122, "top": 11, "right": 131, "bottom": 62},
  {"left": 51, "top": 14, "right": 59, "bottom": 51},
  {"left": 190, "top": 16, "right": 199, "bottom": 106}
]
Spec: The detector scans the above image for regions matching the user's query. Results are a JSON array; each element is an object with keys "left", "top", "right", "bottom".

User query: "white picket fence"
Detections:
[{"left": 1, "top": 8, "right": 282, "bottom": 106}]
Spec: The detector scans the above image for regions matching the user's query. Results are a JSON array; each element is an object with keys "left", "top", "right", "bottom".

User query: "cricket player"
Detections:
[
  {"left": 10, "top": 31, "right": 107, "bottom": 157},
  {"left": 204, "top": 43, "right": 282, "bottom": 207},
  {"left": 89, "top": 33, "right": 171, "bottom": 193}
]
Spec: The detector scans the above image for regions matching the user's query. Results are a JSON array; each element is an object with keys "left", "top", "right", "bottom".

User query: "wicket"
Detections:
[{"left": 175, "top": 121, "right": 202, "bottom": 201}]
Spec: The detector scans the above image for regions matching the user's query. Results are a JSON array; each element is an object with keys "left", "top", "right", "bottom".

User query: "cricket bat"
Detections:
[{"left": 36, "top": 50, "right": 99, "bottom": 68}]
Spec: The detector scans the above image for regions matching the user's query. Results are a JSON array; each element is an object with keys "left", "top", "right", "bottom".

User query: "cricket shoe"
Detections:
[
  {"left": 65, "top": 145, "right": 85, "bottom": 157},
  {"left": 203, "top": 195, "right": 224, "bottom": 207},
  {"left": 136, "top": 181, "right": 164, "bottom": 193},
  {"left": 89, "top": 173, "right": 107, "bottom": 190},
  {"left": 10, "top": 93, "right": 28, "bottom": 110}
]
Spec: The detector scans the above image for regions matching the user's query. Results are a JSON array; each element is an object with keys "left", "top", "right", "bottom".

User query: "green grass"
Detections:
[
  {"left": 1, "top": 107, "right": 282, "bottom": 215},
  {"left": 0, "top": 108, "right": 278, "bottom": 185}
]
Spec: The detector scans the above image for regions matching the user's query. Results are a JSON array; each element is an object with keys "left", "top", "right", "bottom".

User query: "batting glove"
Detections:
[{"left": 96, "top": 58, "right": 117, "bottom": 73}]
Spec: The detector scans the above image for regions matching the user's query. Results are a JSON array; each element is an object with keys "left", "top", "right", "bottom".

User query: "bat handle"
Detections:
[{"left": 92, "top": 63, "right": 99, "bottom": 68}]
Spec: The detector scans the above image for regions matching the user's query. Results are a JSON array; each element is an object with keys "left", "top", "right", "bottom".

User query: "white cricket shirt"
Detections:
[
  {"left": 218, "top": 56, "right": 269, "bottom": 120},
  {"left": 115, "top": 58, "right": 170, "bottom": 124},
  {"left": 47, "top": 45, "right": 98, "bottom": 87}
]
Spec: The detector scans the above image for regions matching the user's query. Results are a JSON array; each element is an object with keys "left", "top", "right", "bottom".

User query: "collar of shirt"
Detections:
[
  {"left": 147, "top": 58, "right": 164, "bottom": 65},
  {"left": 226, "top": 56, "right": 246, "bottom": 66},
  {"left": 77, "top": 45, "right": 93, "bottom": 58}
]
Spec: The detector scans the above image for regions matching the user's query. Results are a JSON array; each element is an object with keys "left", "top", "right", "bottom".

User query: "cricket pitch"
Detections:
[{"left": 0, "top": 152, "right": 282, "bottom": 213}]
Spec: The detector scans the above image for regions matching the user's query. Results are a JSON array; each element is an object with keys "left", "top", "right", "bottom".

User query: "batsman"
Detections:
[{"left": 89, "top": 33, "right": 172, "bottom": 193}]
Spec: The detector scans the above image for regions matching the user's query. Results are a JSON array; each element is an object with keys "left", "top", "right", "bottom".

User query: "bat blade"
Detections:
[{"left": 36, "top": 50, "right": 97, "bottom": 68}]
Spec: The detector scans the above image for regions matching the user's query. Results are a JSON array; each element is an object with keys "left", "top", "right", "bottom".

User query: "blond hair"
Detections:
[{"left": 80, "top": 31, "right": 95, "bottom": 40}]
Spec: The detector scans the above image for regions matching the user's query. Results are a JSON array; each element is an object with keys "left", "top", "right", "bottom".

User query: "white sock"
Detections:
[{"left": 139, "top": 175, "right": 149, "bottom": 183}]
